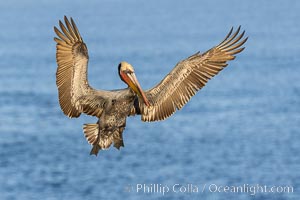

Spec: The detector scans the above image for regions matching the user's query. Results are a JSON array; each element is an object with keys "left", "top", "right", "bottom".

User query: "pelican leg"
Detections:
[
  {"left": 90, "top": 144, "right": 101, "bottom": 156},
  {"left": 113, "top": 127, "right": 125, "bottom": 149}
]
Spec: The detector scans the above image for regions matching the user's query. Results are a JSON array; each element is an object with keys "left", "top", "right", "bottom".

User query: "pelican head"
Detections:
[{"left": 118, "top": 61, "right": 150, "bottom": 106}]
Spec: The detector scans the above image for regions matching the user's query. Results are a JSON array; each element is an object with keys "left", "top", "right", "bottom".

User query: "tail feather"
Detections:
[{"left": 83, "top": 123, "right": 99, "bottom": 145}]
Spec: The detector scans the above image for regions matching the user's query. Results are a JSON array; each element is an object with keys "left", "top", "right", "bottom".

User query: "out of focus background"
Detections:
[{"left": 0, "top": 0, "right": 299, "bottom": 199}]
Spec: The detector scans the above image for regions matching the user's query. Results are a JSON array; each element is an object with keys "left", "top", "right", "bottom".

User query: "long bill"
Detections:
[{"left": 123, "top": 72, "right": 151, "bottom": 107}]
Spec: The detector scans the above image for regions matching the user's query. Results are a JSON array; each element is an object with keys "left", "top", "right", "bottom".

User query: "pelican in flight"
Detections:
[{"left": 54, "top": 16, "right": 247, "bottom": 156}]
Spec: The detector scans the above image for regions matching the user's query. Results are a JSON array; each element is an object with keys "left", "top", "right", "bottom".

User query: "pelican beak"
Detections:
[{"left": 124, "top": 72, "right": 151, "bottom": 107}]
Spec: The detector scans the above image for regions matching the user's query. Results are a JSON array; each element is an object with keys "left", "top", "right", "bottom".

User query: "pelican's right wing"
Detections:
[{"left": 54, "top": 16, "right": 106, "bottom": 118}]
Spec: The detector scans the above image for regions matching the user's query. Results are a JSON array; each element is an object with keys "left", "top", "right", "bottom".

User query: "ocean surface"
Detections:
[{"left": 0, "top": 0, "right": 299, "bottom": 199}]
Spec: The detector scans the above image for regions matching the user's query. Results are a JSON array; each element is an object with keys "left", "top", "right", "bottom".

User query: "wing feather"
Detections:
[
  {"left": 54, "top": 16, "right": 106, "bottom": 118},
  {"left": 140, "top": 27, "right": 248, "bottom": 122}
]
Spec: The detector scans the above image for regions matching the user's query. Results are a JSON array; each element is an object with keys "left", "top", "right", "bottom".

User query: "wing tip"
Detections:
[
  {"left": 54, "top": 16, "right": 83, "bottom": 44},
  {"left": 217, "top": 26, "right": 248, "bottom": 53}
]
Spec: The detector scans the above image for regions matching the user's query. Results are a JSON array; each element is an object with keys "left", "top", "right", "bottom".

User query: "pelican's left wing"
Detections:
[{"left": 140, "top": 27, "right": 248, "bottom": 122}]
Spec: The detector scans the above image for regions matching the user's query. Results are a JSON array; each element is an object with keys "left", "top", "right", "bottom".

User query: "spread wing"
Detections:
[
  {"left": 140, "top": 27, "right": 248, "bottom": 122},
  {"left": 54, "top": 16, "right": 107, "bottom": 118}
]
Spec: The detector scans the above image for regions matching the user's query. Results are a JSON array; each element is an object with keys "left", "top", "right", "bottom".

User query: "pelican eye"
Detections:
[{"left": 124, "top": 70, "right": 133, "bottom": 74}]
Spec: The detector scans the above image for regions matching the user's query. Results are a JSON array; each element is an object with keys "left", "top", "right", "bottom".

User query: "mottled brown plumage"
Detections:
[
  {"left": 54, "top": 16, "right": 247, "bottom": 156},
  {"left": 140, "top": 26, "right": 247, "bottom": 121}
]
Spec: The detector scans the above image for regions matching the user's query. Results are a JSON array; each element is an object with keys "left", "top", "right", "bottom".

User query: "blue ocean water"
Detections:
[{"left": 0, "top": 0, "right": 299, "bottom": 199}]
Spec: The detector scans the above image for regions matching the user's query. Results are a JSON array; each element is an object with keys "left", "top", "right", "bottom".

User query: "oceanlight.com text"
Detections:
[{"left": 124, "top": 183, "right": 294, "bottom": 196}]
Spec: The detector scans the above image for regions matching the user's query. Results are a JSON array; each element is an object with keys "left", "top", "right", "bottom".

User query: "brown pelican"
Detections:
[{"left": 54, "top": 16, "right": 247, "bottom": 156}]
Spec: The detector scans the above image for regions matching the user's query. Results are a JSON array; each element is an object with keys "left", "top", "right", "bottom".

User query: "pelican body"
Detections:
[{"left": 54, "top": 16, "right": 247, "bottom": 156}]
